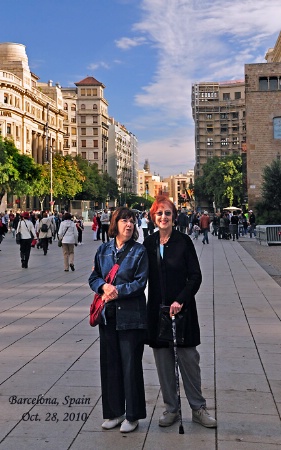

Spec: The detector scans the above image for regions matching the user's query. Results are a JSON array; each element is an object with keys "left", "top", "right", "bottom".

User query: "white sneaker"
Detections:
[
  {"left": 120, "top": 419, "right": 139, "bottom": 433},
  {"left": 101, "top": 416, "right": 124, "bottom": 430}
]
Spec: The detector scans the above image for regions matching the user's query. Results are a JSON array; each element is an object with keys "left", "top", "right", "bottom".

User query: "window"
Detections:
[
  {"left": 93, "top": 140, "right": 98, "bottom": 148},
  {"left": 221, "top": 126, "right": 228, "bottom": 133},
  {"left": 81, "top": 128, "right": 86, "bottom": 136},
  {"left": 233, "top": 137, "right": 239, "bottom": 145},
  {"left": 71, "top": 127, "right": 76, "bottom": 135},
  {"left": 81, "top": 104, "right": 85, "bottom": 109},
  {"left": 81, "top": 140, "right": 86, "bottom": 148},
  {"left": 72, "top": 141, "right": 77, "bottom": 147},
  {"left": 81, "top": 116, "right": 86, "bottom": 124},
  {"left": 206, "top": 114, "right": 212, "bottom": 119},
  {"left": 221, "top": 138, "right": 229, "bottom": 146},
  {"left": 235, "top": 91, "right": 241, "bottom": 99},
  {"left": 81, "top": 89, "right": 85, "bottom": 96},
  {"left": 94, "top": 152, "right": 98, "bottom": 159},
  {"left": 93, "top": 115, "right": 98, "bottom": 123},
  {"left": 87, "top": 89, "right": 91, "bottom": 96},
  {"left": 269, "top": 77, "right": 278, "bottom": 90},
  {"left": 220, "top": 113, "right": 228, "bottom": 120},
  {"left": 223, "top": 93, "right": 230, "bottom": 100},
  {"left": 81, "top": 152, "right": 86, "bottom": 159},
  {"left": 207, "top": 151, "right": 213, "bottom": 156},
  {"left": 64, "top": 103, "right": 68, "bottom": 111},
  {"left": 16, "top": 126, "right": 19, "bottom": 138},
  {"left": 273, "top": 117, "right": 281, "bottom": 139},
  {"left": 93, "top": 88, "right": 97, "bottom": 96},
  {"left": 71, "top": 118, "right": 76, "bottom": 123},
  {"left": 93, "top": 128, "right": 98, "bottom": 136},
  {"left": 71, "top": 104, "right": 76, "bottom": 111},
  {"left": 4, "top": 93, "right": 8, "bottom": 103},
  {"left": 232, "top": 124, "right": 239, "bottom": 132},
  {"left": 259, "top": 76, "right": 281, "bottom": 91},
  {"left": 7, "top": 123, "right": 11, "bottom": 134},
  {"left": 207, "top": 138, "right": 213, "bottom": 146},
  {"left": 93, "top": 104, "right": 97, "bottom": 110},
  {"left": 232, "top": 112, "right": 239, "bottom": 119},
  {"left": 206, "top": 125, "right": 213, "bottom": 133}
]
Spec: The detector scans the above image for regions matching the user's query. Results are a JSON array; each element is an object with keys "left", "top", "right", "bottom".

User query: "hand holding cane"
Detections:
[{"left": 171, "top": 314, "right": 184, "bottom": 434}]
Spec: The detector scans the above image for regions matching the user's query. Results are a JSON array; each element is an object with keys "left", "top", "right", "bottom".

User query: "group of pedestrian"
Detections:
[
  {"left": 89, "top": 197, "right": 217, "bottom": 434},
  {"left": 5, "top": 209, "right": 80, "bottom": 271}
]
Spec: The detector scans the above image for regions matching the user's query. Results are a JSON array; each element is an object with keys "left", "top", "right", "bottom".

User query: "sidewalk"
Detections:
[{"left": 0, "top": 227, "right": 280, "bottom": 449}]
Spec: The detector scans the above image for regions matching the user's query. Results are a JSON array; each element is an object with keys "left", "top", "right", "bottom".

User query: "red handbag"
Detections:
[{"left": 89, "top": 264, "right": 119, "bottom": 327}]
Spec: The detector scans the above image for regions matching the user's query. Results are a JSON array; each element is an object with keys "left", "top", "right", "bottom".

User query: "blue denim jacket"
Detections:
[{"left": 88, "top": 239, "right": 148, "bottom": 330}]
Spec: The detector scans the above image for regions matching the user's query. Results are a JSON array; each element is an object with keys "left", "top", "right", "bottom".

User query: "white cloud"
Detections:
[
  {"left": 115, "top": 36, "right": 146, "bottom": 50},
  {"left": 88, "top": 61, "right": 110, "bottom": 71},
  {"left": 124, "top": 0, "right": 281, "bottom": 175}
]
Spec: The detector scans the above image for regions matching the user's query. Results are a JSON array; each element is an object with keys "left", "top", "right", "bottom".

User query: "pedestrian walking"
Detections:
[
  {"left": 100, "top": 209, "right": 110, "bottom": 243},
  {"left": 58, "top": 213, "right": 78, "bottom": 272},
  {"left": 143, "top": 196, "right": 217, "bottom": 430},
  {"left": 38, "top": 212, "right": 54, "bottom": 255},
  {"left": 200, "top": 211, "right": 210, "bottom": 244},
  {"left": 92, "top": 213, "right": 99, "bottom": 241},
  {"left": 141, "top": 212, "right": 149, "bottom": 239},
  {"left": 16, "top": 212, "right": 36, "bottom": 268},
  {"left": 249, "top": 210, "right": 256, "bottom": 238},
  {"left": 76, "top": 216, "right": 84, "bottom": 244}
]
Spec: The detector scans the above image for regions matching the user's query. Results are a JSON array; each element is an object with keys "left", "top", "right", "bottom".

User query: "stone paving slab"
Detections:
[{"left": 0, "top": 226, "right": 281, "bottom": 449}]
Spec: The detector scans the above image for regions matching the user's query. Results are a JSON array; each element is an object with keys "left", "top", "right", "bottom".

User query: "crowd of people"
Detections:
[
  {"left": 0, "top": 209, "right": 84, "bottom": 270},
  {"left": 1, "top": 202, "right": 257, "bottom": 435}
]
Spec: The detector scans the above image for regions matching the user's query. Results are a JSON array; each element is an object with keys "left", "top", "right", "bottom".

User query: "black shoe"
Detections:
[{"left": 70, "top": 264, "right": 75, "bottom": 271}]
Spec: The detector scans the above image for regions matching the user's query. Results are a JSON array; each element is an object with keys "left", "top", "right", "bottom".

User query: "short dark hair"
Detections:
[
  {"left": 108, "top": 207, "right": 139, "bottom": 240},
  {"left": 63, "top": 212, "right": 72, "bottom": 220}
]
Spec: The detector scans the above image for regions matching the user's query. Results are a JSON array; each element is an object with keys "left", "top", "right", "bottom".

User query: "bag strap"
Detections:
[
  {"left": 61, "top": 226, "right": 70, "bottom": 238},
  {"left": 156, "top": 241, "right": 167, "bottom": 306},
  {"left": 104, "top": 240, "right": 135, "bottom": 285}
]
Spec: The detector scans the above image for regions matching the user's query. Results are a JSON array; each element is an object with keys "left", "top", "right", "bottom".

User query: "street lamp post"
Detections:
[{"left": 50, "top": 145, "right": 54, "bottom": 213}]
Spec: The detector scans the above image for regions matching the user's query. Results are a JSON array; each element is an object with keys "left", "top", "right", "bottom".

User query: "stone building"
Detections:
[
  {"left": 192, "top": 80, "right": 246, "bottom": 178},
  {"left": 245, "top": 62, "right": 281, "bottom": 207},
  {"left": 0, "top": 42, "right": 66, "bottom": 209}
]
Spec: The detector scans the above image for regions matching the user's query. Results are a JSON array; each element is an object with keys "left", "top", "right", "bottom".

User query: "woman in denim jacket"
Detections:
[{"left": 89, "top": 207, "right": 148, "bottom": 433}]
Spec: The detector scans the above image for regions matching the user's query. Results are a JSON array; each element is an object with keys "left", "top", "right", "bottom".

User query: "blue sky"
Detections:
[{"left": 2, "top": 0, "right": 281, "bottom": 177}]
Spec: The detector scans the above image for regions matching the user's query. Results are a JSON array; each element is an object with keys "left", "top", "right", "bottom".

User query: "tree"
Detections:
[
  {"left": 194, "top": 155, "right": 243, "bottom": 209},
  {"left": 255, "top": 159, "right": 281, "bottom": 224},
  {"left": 0, "top": 137, "right": 41, "bottom": 204},
  {"left": 31, "top": 154, "right": 84, "bottom": 208}
]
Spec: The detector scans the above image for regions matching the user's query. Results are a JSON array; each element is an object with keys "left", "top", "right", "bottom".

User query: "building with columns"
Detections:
[{"left": 0, "top": 42, "right": 66, "bottom": 209}]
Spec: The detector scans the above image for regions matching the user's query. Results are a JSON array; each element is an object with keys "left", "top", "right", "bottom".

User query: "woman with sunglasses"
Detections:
[{"left": 143, "top": 196, "right": 217, "bottom": 429}]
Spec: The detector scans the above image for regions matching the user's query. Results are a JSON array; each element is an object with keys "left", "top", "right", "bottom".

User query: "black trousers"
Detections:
[
  {"left": 20, "top": 238, "right": 32, "bottom": 267},
  {"left": 99, "top": 315, "right": 146, "bottom": 422},
  {"left": 101, "top": 224, "right": 109, "bottom": 242}
]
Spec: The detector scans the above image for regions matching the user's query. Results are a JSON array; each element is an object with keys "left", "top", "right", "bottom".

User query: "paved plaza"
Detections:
[{"left": 0, "top": 225, "right": 281, "bottom": 449}]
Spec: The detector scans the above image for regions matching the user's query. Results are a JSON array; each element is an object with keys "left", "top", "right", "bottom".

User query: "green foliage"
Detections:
[
  {"left": 74, "top": 157, "right": 119, "bottom": 202},
  {"left": 125, "top": 194, "right": 154, "bottom": 210},
  {"left": 31, "top": 154, "right": 84, "bottom": 203},
  {"left": 255, "top": 159, "right": 281, "bottom": 224},
  {"left": 194, "top": 155, "right": 243, "bottom": 209},
  {"left": 0, "top": 137, "right": 41, "bottom": 203}
]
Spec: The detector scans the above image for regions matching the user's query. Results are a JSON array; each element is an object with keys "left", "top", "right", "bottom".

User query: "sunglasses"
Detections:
[{"left": 155, "top": 211, "right": 172, "bottom": 217}]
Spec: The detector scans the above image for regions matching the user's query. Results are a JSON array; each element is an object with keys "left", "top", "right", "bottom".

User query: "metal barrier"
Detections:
[{"left": 256, "top": 225, "right": 281, "bottom": 245}]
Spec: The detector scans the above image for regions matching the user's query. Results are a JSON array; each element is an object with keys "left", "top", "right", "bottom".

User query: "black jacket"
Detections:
[{"left": 143, "top": 229, "right": 202, "bottom": 348}]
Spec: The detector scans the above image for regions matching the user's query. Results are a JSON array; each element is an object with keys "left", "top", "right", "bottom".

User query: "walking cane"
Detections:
[{"left": 171, "top": 315, "right": 184, "bottom": 434}]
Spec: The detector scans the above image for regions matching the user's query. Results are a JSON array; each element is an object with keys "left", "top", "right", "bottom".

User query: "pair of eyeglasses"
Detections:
[
  {"left": 120, "top": 219, "right": 135, "bottom": 224},
  {"left": 155, "top": 211, "right": 172, "bottom": 217}
]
